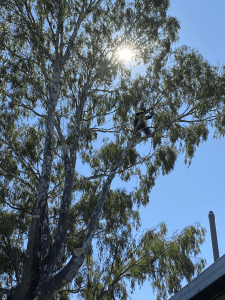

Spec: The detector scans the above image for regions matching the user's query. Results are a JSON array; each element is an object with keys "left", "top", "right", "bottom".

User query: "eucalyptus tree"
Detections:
[{"left": 0, "top": 0, "right": 225, "bottom": 299}]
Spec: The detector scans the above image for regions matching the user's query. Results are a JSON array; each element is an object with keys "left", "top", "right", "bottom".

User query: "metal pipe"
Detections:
[{"left": 208, "top": 211, "right": 220, "bottom": 262}]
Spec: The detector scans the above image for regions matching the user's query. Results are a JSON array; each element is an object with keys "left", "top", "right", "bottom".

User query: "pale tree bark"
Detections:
[
  {"left": 9, "top": 1, "right": 104, "bottom": 298},
  {"left": 13, "top": 58, "right": 62, "bottom": 299},
  {"left": 14, "top": 217, "right": 41, "bottom": 300},
  {"left": 33, "top": 137, "right": 136, "bottom": 300}
]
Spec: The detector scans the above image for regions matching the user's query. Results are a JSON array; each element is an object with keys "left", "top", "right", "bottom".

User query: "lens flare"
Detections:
[{"left": 118, "top": 49, "right": 133, "bottom": 62}]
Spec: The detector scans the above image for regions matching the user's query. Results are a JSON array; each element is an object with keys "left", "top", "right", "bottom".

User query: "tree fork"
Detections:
[{"left": 32, "top": 140, "right": 134, "bottom": 299}]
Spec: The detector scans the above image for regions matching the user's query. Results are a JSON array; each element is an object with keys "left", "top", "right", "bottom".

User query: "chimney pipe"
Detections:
[{"left": 208, "top": 211, "right": 219, "bottom": 262}]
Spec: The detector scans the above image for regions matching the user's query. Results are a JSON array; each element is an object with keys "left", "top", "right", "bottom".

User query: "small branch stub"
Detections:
[
  {"left": 32, "top": 215, "right": 40, "bottom": 218},
  {"left": 73, "top": 248, "right": 85, "bottom": 256}
]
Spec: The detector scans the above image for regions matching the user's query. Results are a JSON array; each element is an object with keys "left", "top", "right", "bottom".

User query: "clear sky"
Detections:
[{"left": 72, "top": 0, "right": 225, "bottom": 299}]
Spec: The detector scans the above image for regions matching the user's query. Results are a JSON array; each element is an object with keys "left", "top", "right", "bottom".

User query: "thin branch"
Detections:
[
  {"left": 91, "top": 128, "right": 119, "bottom": 133},
  {"left": 87, "top": 88, "right": 118, "bottom": 94},
  {"left": 84, "top": 108, "right": 118, "bottom": 123},
  {"left": 0, "top": 166, "right": 38, "bottom": 198},
  {"left": 96, "top": 254, "right": 145, "bottom": 300},
  {"left": 138, "top": 105, "right": 201, "bottom": 144},
  {"left": 23, "top": 2, "right": 53, "bottom": 61},
  {"left": 0, "top": 147, "right": 39, "bottom": 183},
  {"left": 46, "top": 14, "right": 57, "bottom": 46},
  {"left": 18, "top": 102, "right": 47, "bottom": 119},
  {"left": 72, "top": 172, "right": 107, "bottom": 188},
  {"left": 66, "top": 228, "right": 89, "bottom": 239},
  {"left": 100, "top": 248, "right": 117, "bottom": 296},
  {"left": 2, "top": 34, "right": 16, "bottom": 54},
  {"left": 1, "top": 89, "right": 47, "bottom": 120},
  {"left": 88, "top": 0, "right": 103, "bottom": 11},
  {"left": 5, "top": 200, "right": 33, "bottom": 215},
  {"left": 48, "top": 182, "right": 64, "bottom": 199},
  {"left": 1, "top": 126, "right": 44, "bottom": 182},
  {"left": 179, "top": 116, "right": 217, "bottom": 123},
  {"left": 72, "top": 156, "right": 146, "bottom": 189},
  {"left": 57, "top": 287, "right": 86, "bottom": 294}
]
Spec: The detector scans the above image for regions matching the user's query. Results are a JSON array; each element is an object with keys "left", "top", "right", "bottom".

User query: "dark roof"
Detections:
[{"left": 169, "top": 253, "right": 225, "bottom": 300}]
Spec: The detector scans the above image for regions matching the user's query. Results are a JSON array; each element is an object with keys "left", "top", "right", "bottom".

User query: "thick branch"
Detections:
[
  {"left": 41, "top": 80, "right": 90, "bottom": 282},
  {"left": 34, "top": 138, "right": 135, "bottom": 299},
  {"left": 81, "top": 138, "right": 135, "bottom": 259},
  {"left": 14, "top": 217, "right": 41, "bottom": 300},
  {"left": 41, "top": 201, "right": 50, "bottom": 261},
  {"left": 34, "top": 255, "right": 85, "bottom": 300}
]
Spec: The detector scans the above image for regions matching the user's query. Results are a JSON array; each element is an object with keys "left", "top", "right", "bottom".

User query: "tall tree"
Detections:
[{"left": 0, "top": 0, "right": 225, "bottom": 299}]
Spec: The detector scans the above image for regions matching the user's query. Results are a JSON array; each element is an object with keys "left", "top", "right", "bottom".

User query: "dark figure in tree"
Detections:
[{"left": 134, "top": 106, "right": 154, "bottom": 135}]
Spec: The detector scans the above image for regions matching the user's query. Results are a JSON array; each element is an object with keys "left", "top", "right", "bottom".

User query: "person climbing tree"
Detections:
[{"left": 134, "top": 106, "right": 154, "bottom": 136}]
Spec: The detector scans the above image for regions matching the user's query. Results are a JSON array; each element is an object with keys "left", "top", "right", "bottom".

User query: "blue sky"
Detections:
[{"left": 72, "top": 1, "right": 225, "bottom": 299}]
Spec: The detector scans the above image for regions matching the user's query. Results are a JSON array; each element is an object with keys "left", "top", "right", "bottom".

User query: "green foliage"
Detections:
[
  {"left": 183, "top": 123, "right": 209, "bottom": 166},
  {"left": 99, "top": 142, "right": 123, "bottom": 168},
  {"left": 75, "top": 221, "right": 206, "bottom": 300},
  {"left": 20, "top": 127, "right": 41, "bottom": 162},
  {"left": 155, "top": 145, "right": 177, "bottom": 175},
  {"left": 124, "top": 148, "right": 138, "bottom": 168}
]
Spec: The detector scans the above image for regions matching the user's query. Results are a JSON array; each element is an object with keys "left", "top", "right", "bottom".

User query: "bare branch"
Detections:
[
  {"left": 15, "top": 101, "right": 47, "bottom": 119},
  {"left": 5, "top": 200, "right": 33, "bottom": 215},
  {"left": 57, "top": 287, "right": 86, "bottom": 294},
  {"left": 72, "top": 155, "right": 146, "bottom": 190},
  {"left": 84, "top": 108, "right": 118, "bottom": 123},
  {"left": 91, "top": 128, "right": 119, "bottom": 133},
  {"left": 54, "top": 115, "right": 69, "bottom": 163},
  {"left": 179, "top": 116, "right": 217, "bottom": 123}
]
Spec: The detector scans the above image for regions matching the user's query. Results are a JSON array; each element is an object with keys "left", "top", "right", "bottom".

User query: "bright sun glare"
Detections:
[{"left": 118, "top": 49, "right": 133, "bottom": 62}]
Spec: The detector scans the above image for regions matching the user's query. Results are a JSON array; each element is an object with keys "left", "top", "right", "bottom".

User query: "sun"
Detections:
[{"left": 118, "top": 48, "right": 133, "bottom": 62}]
